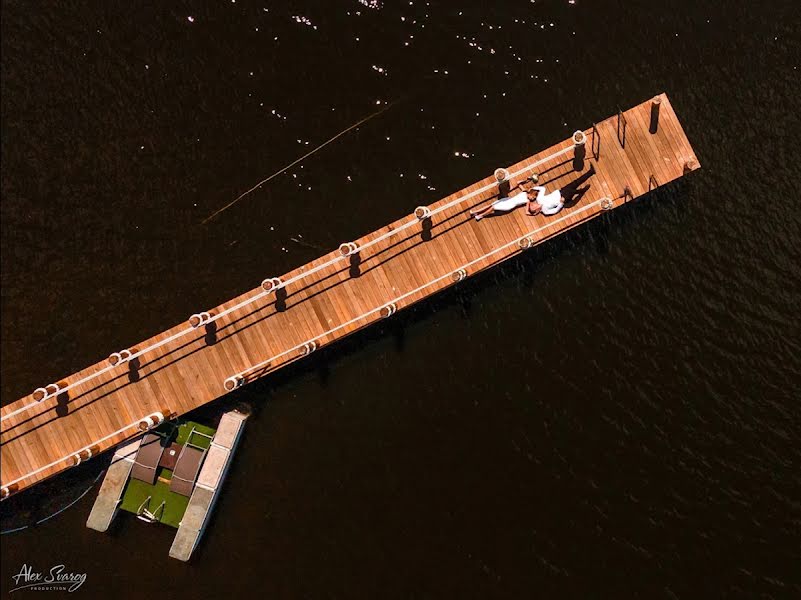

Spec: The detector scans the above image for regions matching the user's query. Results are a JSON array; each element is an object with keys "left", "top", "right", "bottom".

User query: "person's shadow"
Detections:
[{"left": 561, "top": 165, "right": 596, "bottom": 208}]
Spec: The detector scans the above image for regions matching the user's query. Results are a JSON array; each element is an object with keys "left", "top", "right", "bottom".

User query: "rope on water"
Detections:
[
  {"left": 201, "top": 98, "right": 403, "bottom": 225},
  {"left": 1, "top": 469, "right": 105, "bottom": 535}
]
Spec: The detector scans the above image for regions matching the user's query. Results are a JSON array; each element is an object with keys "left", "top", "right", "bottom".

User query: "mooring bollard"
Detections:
[
  {"left": 261, "top": 277, "right": 283, "bottom": 292},
  {"left": 32, "top": 380, "right": 67, "bottom": 402},
  {"left": 137, "top": 411, "right": 165, "bottom": 431},
  {"left": 223, "top": 375, "right": 244, "bottom": 392},
  {"left": 494, "top": 167, "right": 511, "bottom": 196},
  {"left": 1, "top": 484, "right": 19, "bottom": 499},
  {"left": 189, "top": 311, "right": 215, "bottom": 328},
  {"left": 380, "top": 303, "right": 397, "bottom": 318},
  {"left": 339, "top": 242, "right": 359, "bottom": 257},
  {"left": 451, "top": 268, "right": 467, "bottom": 282},
  {"left": 108, "top": 349, "right": 136, "bottom": 366},
  {"left": 414, "top": 206, "right": 431, "bottom": 220}
]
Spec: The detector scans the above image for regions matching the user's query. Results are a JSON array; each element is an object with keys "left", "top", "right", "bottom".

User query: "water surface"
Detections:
[{"left": 2, "top": 1, "right": 799, "bottom": 597}]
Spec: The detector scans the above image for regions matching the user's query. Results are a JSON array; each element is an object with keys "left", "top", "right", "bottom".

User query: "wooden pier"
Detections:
[{"left": 1, "top": 93, "right": 699, "bottom": 499}]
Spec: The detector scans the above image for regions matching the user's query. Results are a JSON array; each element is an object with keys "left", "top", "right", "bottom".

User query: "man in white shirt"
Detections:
[{"left": 527, "top": 185, "right": 564, "bottom": 216}]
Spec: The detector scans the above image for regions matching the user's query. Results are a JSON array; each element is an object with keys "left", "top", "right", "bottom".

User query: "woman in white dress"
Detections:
[{"left": 470, "top": 177, "right": 564, "bottom": 220}]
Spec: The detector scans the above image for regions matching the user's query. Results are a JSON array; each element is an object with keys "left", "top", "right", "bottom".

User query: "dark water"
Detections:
[{"left": 2, "top": 1, "right": 800, "bottom": 597}]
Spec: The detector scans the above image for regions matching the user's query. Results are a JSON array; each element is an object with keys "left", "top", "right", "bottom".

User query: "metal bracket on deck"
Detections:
[{"left": 623, "top": 186, "right": 633, "bottom": 202}]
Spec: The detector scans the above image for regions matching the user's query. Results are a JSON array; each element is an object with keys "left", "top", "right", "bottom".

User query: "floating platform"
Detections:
[
  {"left": 1, "top": 93, "right": 699, "bottom": 499},
  {"left": 169, "top": 410, "right": 248, "bottom": 561},
  {"left": 85, "top": 437, "right": 141, "bottom": 532},
  {"left": 86, "top": 411, "right": 247, "bottom": 560}
]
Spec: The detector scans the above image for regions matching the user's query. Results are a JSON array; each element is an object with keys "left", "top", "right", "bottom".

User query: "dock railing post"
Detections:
[
  {"left": 379, "top": 303, "right": 397, "bottom": 318},
  {"left": 261, "top": 277, "right": 283, "bottom": 293},
  {"left": 339, "top": 242, "right": 360, "bottom": 257},
  {"left": 616, "top": 109, "right": 627, "bottom": 149},
  {"left": 591, "top": 123, "right": 601, "bottom": 160},
  {"left": 494, "top": 168, "right": 510, "bottom": 197},
  {"left": 572, "top": 130, "right": 587, "bottom": 171},
  {"left": 649, "top": 96, "right": 661, "bottom": 134}
]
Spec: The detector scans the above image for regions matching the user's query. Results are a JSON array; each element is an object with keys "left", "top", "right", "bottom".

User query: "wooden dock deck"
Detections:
[{"left": 1, "top": 93, "right": 699, "bottom": 500}]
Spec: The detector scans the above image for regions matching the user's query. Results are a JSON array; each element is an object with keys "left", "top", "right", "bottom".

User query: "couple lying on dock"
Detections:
[{"left": 470, "top": 171, "right": 563, "bottom": 221}]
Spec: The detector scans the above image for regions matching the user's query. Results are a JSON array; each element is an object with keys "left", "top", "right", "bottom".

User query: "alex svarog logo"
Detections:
[{"left": 10, "top": 564, "right": 87, "bottom": 593}]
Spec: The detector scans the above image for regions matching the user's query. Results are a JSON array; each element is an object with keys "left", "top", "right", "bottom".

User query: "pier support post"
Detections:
[
  {"left": 518, "top": 237, "right": 533, "bottom": 250},
  {"left": 414, "top": 206, "right": 431, "bottom": 220},
  {"left": 138, "top": 411, "right": 165, "bottom": 432},
  {"left": 379, "top": 303, "right": 397, "bottom": 318},
  {"left": 261, "top": 277, "right": 283, "bottom": 293},
  {"left": 683, "top": 159, "right": 698, "bottom": 174},
  {"left": 339, "top": 242, "right": 360, "bottom": 257},
  {"left": 451, "top": 269, "right": 467, "bottom": 282},
  {"left": 108, "top": 349, "right": 138, "bottom": 366},
  {"left": 189, "top": 311, "right": 216, "bottom": 328},
  {"left": 494, "top": 168, "right": 511, "bottom": 197},
  {"left": 600, "top": 197, "right": 614, "bottom": 210},
  {"left": 79, "top": 445, "right": 100, "bottom": 461},
  {"left": 223, "top": 375, "right": 245, "bottom": 392},
  {"left": 301, "top": 341, "right": 317, "bottom": 355},
  {"left": 32, "top": 380, "right": 68, "bottom": 402},
  {"left": 1, "top": 484, "right": 19, "bottom": 499}
]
